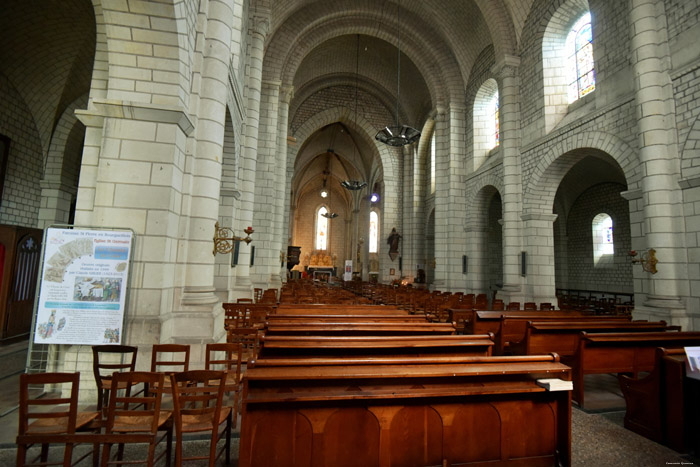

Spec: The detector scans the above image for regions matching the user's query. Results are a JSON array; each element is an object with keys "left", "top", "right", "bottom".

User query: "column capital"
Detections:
[
  {"left": 491, "top": 54, "right": 521, "bottom": 79},
  {"left": 252, "top": 10, "right": 271, "bottom": 37},
  {"left": 281, "top": 85, "right": 295, "bottom": 104}
]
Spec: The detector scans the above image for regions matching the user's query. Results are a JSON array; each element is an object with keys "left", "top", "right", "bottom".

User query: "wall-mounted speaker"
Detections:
[
  {"left": 521, "top": 251, "right": 527, "bottom": 276},
  {"left": 399, "top": 256, "right": 403, "bottom": 271},
  {"left": 250, "top": 245, "right": 255, "bottom": 267},
  {"left": 462, "top": 255, "right": 468, "bottom": 274}
]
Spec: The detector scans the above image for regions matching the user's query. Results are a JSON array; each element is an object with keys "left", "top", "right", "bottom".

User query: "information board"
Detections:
[{"left": 33, "top": 228, "right": 133, "bottom": 345}]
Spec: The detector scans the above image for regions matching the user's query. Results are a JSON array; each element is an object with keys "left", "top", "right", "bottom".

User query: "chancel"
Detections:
[{"left": 1, "top": 1, "right": 700, "bottom": 465}]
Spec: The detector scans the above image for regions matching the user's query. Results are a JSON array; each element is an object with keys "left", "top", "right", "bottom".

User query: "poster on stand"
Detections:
[
  {"left": 33, "top": 228, "right": 133, "bottom": 345},
  {"left": 344, "top": 260, "right": 353, "bottom": 281}
]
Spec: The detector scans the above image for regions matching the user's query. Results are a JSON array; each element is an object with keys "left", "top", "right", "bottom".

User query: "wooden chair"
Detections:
[
  {"left": 17, "top": 372, "right": 100, "bottom": 467},
  {"left": 540, "top": 302, "right": 554, "bottom": 310},
  {"left": 92, "top": 344, "right": 138, "bottom": 413},
  {"left": 150, "top": 344, "right": 190, "bottom": 396},
  {"left": 253, "top": 288, "right": 263, "bottom": 303},
  {"left": 205, "top": 343, "right": 243, "bottom": 427},
  {"left": 237, "top": 298, "right": 254, "bottom": 304},
  {"left": 170, "top": 370, "right": 233, "bottom": 466},
  {"left": 226, "top": 328, "right": 259, "bottom": 364},
  {"left": 491, "top": 300, "right": 505, "bottom": 311},
  {"left": 506, "top": 301, "right": 520, "bottom": 310},
  {"left": 523, "top": 302, "right": 537, "bottom": 310},
  {"left": 100, "top": 371, "right": 173, "bottom": 467}
]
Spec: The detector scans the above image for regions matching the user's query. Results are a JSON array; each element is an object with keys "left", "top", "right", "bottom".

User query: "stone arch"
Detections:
[
  {"left": 39, "top": 94, "right": 90, "bottom": 227},
  {"left": 541, "top": 0, "right": 592, "bottom": 133},
  {"left": 466, "top": 175, "right": 505, "bottom": 227},
  {"left": 290, "top": 106, "right": 398, "bottom": 219},
  {"left": 681, "top": 112, "right": 700, "bottom": 182},
  {"left": 523, "top": 131, "right": 639, "bottom": 216}
]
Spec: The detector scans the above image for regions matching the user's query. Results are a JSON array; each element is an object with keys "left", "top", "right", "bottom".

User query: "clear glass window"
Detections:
[{"left": 592, "top": 213, "right": 613, "bottom": 266}]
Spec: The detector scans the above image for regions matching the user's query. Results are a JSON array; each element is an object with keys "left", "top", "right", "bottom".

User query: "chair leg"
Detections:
[
  {"left": 16, "top": 443, "right": 26, "bottom": 467},
  {"left": 63, "top": 443, "right": 74, "bottom": 467},
  {"left": 40, "top": 443, "right": 49, "bottom": 462},
  {"left": 92, "top": 441, "right": 100, "bottom": 467},
  {"left": 100, "top": 442, "right": 112, "bottom": 467},
  {"left": 165, "top": 427, "right": 172, "bottom": 467},
  {"left": 225, "top": 411, "right": 232, "bottom": 465}
]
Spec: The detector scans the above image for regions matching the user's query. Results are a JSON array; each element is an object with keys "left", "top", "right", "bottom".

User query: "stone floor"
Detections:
[{"left": 0, "top": 366, "right": 697, "bottom": 465}]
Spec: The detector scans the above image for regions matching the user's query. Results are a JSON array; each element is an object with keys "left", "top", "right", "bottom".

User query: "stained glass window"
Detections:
[
  {"left": 566, "top": 13, "right": 595, "bottom": 103},
  {"left": 316, "top": 206, "right": 328, "bottom": 250},
  {"left": 369, "top": 211, "right": 378, "bottom": 253}
]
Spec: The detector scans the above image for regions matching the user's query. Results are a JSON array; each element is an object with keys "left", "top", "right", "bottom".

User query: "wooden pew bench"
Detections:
[
  {"left": 275, "top": 304, "right": 405, "bottom": 315},
  {"left": 239, "top": 354, "right": 572, "bottom": 466},
  {"left": 618, "top": 347, "right": 700, "bottom": 453},
  {"left": 573, "top": 331, "right": 700, "bottom": 407},
  {"left": 470, "top": 310, "right": 598, "bottom": 338},
  {"left": 258, "top": 334, "right": 495, "bottom": 358},
  {"left": 263, "top": 321, "right": 456, "bottom": 336},
  {"left": 509, "top": 320, "right": 677, "bottom": 357},
  {"left": 267, "top": 314, "right": 428, "bottom": 324}
]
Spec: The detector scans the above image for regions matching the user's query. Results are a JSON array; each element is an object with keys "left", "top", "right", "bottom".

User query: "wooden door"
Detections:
[{"left": 3, "top": 229, "right": 42, "bottom": 339}]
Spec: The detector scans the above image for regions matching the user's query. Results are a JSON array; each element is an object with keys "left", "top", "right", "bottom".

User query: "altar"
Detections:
[{"left": 305, "top": 251, "right": 336, "bottom": 281}]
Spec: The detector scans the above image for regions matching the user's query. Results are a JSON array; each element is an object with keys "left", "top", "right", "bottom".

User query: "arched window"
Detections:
[
  {"left": 566, "top": 12, "right": 595, "bottom": 103},
  {"left": 473, "top": 79, "right": 499, "bottom": 169},
  {"left": 369, "top": 211, "right": 379, "bottom": 253},
  {"left": 592, "top": 213, "right": 613, "bottom": 266},
  {"left": 430, "top": 135, "right": 436, "bottom": 194},
  {"left": 316, "top": 206, "right": 329, "bottom": 250},
  {"left": 488, "top": 91, "right": 499, "bottom": 148}
]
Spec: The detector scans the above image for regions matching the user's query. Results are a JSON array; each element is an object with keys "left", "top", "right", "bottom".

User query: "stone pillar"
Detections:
[
  {"left": 521, "top": 213, "right": 559, "bottom": 304},
  {"left": 402, "top": 140, "right": 417, "bottom": 281},
  {"left": 445, "top": 103, "right": 467, "bottom": 291},
  {"left": 431, "top": 108, "right": 448, "bottom": 290},
  {"left": 629, "top": 0, "right": 688, "bottom": 326},
  {"left": 37, "top": 181, "right": 75, "bottom": 228},
  {"left": 181, "top": 0, "right": 234, "bottom": 315},
  {"left": 251, "top": 79, "right": 281, "bottom": 289},
  {"left": 492, "top": 55, "right": 524, "bottom": 300},
  {"left": 231, "top": 9, "right": 269, "bottom": 300},
  {"left": 273, "top": 85, "right": 293, "bottom": 285}
]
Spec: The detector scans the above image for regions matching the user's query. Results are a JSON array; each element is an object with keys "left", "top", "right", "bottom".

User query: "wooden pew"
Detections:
[
  {"left": 259, "top": 334, "right": 495, "bottom": 358},
  {"left": 618, "top": 348, "right": 700, "bottom": 453},
  {"left": 509, "top": 320, "right": 677, "bottom": 357},
  {"left": 484, "top": 312, "right": 630, "bottom": 354},
  {"left": 268, "top": 314, "right": 428, "bottom": 324},
  {"left": 239, "top": 354, "right": 572, "bottom": 466},
  {"left": 573, "top": 331, "right": 700, "bottom": 407},
  {"left": 263, "top": 321, "right": 456, "bottom": 336},
  {"left": 275, "top": 304, "right": 405, "bottom": 315},
  {"left": 470, "top": 310, "right": 597, "bottom": 337}
]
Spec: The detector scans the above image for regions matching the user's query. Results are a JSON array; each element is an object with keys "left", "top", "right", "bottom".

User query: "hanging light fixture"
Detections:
[
  {"left": 343, "top": 35, "right": 369, "bottom": 191},
  {"left": 375, "top": 0, "right": 421, "bottom": 147},
  {"left": 321, "top": 153, "right": 338, "bottom": 219}
]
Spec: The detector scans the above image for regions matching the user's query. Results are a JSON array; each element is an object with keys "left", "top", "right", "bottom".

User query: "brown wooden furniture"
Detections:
[
  {"left": 573, "top": 331, "right": 700, "bottom": 407},
  {"left": 170, "top": 370, "right": 233, "bottom": 466},
  {"left": 0, "top": 225, "right": 42, "bottom": 341},
  {"left": 92, "top": 345, "right": 138, "bottom": 413},
  {"left": 150, "top": 344, "right": 190, "bottom": 374},
  {"left": 618, "top": 347, "right": 700, "bottom": 453},
  {"left": 226, "top": 327, "right": 259, "bottom": 363},
  {"left": 239, "top": 354, "right": 572, "bottom": 466},
  {"left": 275, "top": 304, "right": 404, "bottom": 315},
  {"left": 510, "top": 320, "right": 677, "bottom": 357},
  {"left": 100, "top": 371, "right": 172, "bottom": 467},
  {"left": 17, "top": 372, "right": 100, "bottom": 467},
  {"left": 205, "top": 343, "right": 243, "bottom": 427},
  {"left": 258, "top": 334, "right": 494, "bottom": 359},
  {"left": 267, "top": 314, "right": 427, "bottom": 324},
  {"left": 471, "top": 311, "right": 627, "bottom": 354},
  {"left": 263, "top": 321, "right": 456, "bottom": 336}
]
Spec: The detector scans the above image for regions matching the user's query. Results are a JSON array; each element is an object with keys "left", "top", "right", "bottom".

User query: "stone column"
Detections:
[
  {"left": 629, "top": 0, "right": 688, "bottom": 326},
  {"left": 521, "top": 213, "right": 559, "bottom": 304},
  {"left": 181, "top": 0, "right": 234, "bottom": 312},
  {"left": 492, "top": 55, "right": 525, "bottom": 300},
  {"left": 273, "top": 85, "right": 294, "bottom": 285},
  {"left": 251, "top": 79, "right": 281, "bottom": 289},
  {"left": 431, "top": 108, "right": 448, "bottom": 290},
  {"left": 445, "top": 103, "right": 467, "bottom": 291},
  {"left": 37, "top": 181, "right": 75, "bottom": 228},
  {"left": 231, "top": 9, "right": 269, "bottom": 300}
]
